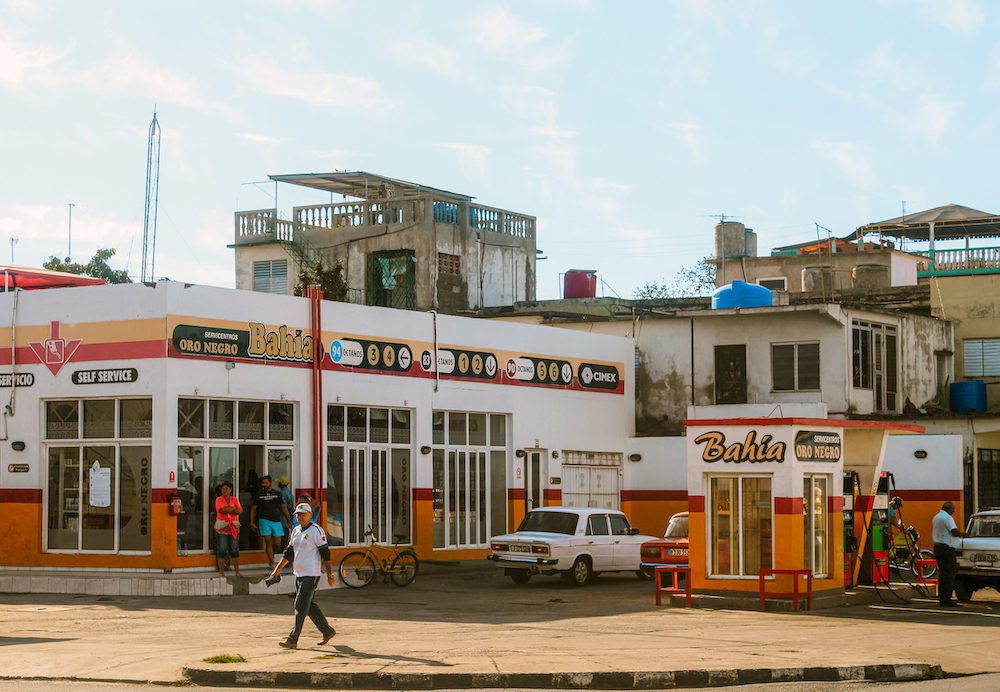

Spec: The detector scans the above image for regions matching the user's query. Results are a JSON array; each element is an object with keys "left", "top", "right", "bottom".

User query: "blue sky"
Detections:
[{"left": 1, "top": 0, "right": 997, "bottom": 299}]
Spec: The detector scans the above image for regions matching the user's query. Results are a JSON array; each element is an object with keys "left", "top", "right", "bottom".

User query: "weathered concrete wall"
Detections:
[
  {"left": 718, "top": 251, "right": 920, "bottom": 292},
  {"left": 930, "top": 275, "right": 1000, "bottom": 411}
]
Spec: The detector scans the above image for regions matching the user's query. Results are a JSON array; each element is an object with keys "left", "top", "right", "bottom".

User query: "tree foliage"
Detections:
[
  {"left": 634, "top": 255, "right": 717, "bottom": 299},
  {"left": 293, "top": 261, "right": 349, "bottom": 302},
  {"left": 42, "top": 248, "right": 131, "bottom": 284}
]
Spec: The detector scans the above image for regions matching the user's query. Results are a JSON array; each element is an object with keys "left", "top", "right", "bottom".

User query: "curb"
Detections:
[{"left": 183, "top": 663, "right": 944, "bottom": 689}]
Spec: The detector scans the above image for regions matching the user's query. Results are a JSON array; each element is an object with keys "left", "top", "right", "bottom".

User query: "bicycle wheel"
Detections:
[
  {"left": 339, "top": 552, "right": 376, "bottom": 588},
  {"left": 389, "top": 550, "right": 419, "bottom": 587}
]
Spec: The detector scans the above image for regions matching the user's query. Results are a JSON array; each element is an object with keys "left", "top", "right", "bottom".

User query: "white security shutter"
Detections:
[{"left": 253, "top": 260, "right": 288, "bottom": 295}]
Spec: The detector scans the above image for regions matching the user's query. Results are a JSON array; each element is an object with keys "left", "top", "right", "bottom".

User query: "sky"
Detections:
[{"left": 2, "top": 0, "right": 998, "bottom": 300}]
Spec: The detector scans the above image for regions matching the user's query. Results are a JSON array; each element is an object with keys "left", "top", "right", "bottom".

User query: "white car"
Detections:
[
  {"left": 487, "top": 507, "right": 656, "bottom": 586},
  {"left": 956, "top": 509, "right": 1000, "bottom": 601}
]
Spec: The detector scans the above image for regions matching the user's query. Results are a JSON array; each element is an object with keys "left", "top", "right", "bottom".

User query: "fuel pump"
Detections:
[
  {"left": 843, "top": 471, "right": 859, "bottom": 587},
  {"left": 870, "top": 472, "right": 892, "bottom": 584}
]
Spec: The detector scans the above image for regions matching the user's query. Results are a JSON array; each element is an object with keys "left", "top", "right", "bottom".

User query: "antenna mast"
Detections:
[{"left": 141, "top": 109, "right": 161, "bottom": 283}]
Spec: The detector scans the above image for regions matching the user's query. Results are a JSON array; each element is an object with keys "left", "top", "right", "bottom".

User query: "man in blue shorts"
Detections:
[{"left": 251, "top": 475, "right": 292, "bottom": 568}]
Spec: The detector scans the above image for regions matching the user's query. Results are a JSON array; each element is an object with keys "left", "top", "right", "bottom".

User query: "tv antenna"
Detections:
[
  {"left": 708, "top": 213, "right": 742, "bottom": 224},
  {"left": 9, "top": 235, "right": 17, "bottom": 264},
  {"left": 141, "top": 108, "right": 161, "bottom": 283}
]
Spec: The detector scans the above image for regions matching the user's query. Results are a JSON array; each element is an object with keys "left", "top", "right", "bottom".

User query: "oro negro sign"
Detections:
[{"left": 794, "top": 431, "right": 842, "bottom": 461}]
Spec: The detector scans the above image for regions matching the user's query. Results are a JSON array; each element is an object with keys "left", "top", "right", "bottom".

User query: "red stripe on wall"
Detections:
[
  {"left": 621, "top": 490, "right": 688, "bottom": 502},
  {"left": 509, "top": 488, "right": 526, "bottom": 501},
  {"left": 0, "top": 488, "right": 42, "bottom": 503},
  {"left": 152, "top": 488, "right": 174, "bottom": 503},
  {"left": 688, "top": 495, "right": 705, "bottom": 512},
  {"left": 775, "top": 497, "right": 803, "bottom": 515},
  {"left": 829, "top": 496, "right": 844, "bottom": 513},
  {"left": 4, "top": 341, "right": 166, "bottom": 367},
  {"left": 413, "top": 488, "right": 434, "bottom": 502},
  {"left": 543, "top": 489, "right": 561, "bottom": 501}
]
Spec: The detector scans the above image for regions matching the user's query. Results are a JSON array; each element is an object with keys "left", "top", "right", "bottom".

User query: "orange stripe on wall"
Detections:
[{"left": 621, "top": 490, "right": 688, "bottom": 501}]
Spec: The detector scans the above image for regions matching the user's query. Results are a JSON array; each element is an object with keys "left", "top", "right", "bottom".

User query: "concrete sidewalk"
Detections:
[{"left": 1, "top": 560, "right": 997, "bottom": 689}]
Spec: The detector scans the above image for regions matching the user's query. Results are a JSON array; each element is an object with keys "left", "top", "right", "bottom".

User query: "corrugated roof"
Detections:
[
  {"left": 268, "top": 171, "right": 474, "bottom": 201},
  {"left": 857, "top": 204, "right": 1000, "bottom": 241},
  {"left": 0, "top": 265, "right": 107, "bottom": 290}
]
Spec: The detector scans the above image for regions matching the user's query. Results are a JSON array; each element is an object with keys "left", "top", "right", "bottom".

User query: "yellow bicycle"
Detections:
[{"left": 338, "top": 526, "right": 419, "bottom": 588}]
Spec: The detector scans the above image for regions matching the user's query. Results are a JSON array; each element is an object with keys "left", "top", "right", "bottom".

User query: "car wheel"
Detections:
[
  {"left": 509, "top": 569, "right": 532, "bottom": 584},
  {"left": 636, "top": 568, "right": 653, "bottom": 581},
  {"left": 568, "top": 557, "right": 591, "bottom": 587},
  {"left": 954, "top": 577, "right": 974, "bottom": 602}
]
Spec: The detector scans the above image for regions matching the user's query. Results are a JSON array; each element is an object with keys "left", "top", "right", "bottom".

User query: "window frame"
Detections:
[
  {"left": 963, "top": 338, "right": 1000, "bottom": 378},
  {"left": 707, "top": 474, "right": 774, "bottom": 579},
  {"left": 771, "top": 341, "right": 821, "bottom": 392}
]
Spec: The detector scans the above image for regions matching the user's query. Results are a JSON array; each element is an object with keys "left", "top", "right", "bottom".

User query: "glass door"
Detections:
[
  {"left": 177, "top": 446, "right": 205, "bottom": 552},
  {"left": 346, "top": 447, "right": 391, "bottom": 545},
  {"left": 525, "top": 450, "right": 542, "bottom": 512},
  {"left": 207, "top": 446, "right": 236, "bottom": 553}
]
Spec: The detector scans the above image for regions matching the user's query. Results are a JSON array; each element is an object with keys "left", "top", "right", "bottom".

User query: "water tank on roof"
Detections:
[
  {"left": 711, "top": 280, "right": 773, "bottom": 309},
  {"left": 950, "top": 380, "right": 987, "bottom": 413},
  {"left": 564, "top": 270, "right": 597, "bottom": 299},
  {"left": 852, "top": 263, "right": 890, "bottom": 290},
  {"left": 714, "top": 222, "right": 757, "bottom": 260}
]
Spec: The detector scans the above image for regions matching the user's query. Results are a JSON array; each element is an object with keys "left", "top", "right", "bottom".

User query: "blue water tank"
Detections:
[
  {"left": 950, "top": 380, "right": 987, "bottom": 413},
  {"left": 711, "top": 280, "right": 773, "bottom": 309}
]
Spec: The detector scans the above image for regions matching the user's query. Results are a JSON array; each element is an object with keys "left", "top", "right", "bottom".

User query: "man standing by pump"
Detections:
[
  {"left": 932, "top": 501, "right": 967, "bottom": 607},
  {"left": 270, "top": 502, "right": 337, "bottom": 649}
]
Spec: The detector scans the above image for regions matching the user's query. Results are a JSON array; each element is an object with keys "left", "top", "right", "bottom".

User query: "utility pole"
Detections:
[{"left": 66, "top": 203, "right": 75, "bottom": 260}]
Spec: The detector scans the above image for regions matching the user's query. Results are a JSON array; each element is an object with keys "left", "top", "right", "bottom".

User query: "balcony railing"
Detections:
[
  {"left": 234, "top": 197, "right": 535, "bottom": 246},
  {"left": 914, "top": 246, "right": 1000, "bottom": 276}
]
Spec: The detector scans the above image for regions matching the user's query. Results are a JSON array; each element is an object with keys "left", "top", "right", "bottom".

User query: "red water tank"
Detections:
[{"left": 564, "top": 270, "right": 597, "bottom": 299}]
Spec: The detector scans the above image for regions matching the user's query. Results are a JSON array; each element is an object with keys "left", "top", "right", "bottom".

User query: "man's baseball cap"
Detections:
[
  {"left": 278, "top": 476, "right": 290, "bottom": 485},
  {"left": 295, "top": 502, "right": 313, "bottom": 515}
]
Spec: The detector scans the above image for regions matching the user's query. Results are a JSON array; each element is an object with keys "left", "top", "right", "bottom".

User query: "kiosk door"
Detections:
[{"left": 525, "top": 450, "right": 543, "bottom": 512}]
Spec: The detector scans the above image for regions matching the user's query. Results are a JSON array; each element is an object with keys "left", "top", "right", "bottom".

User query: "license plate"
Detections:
[
  {"left": 510, "top": 545, "right": 531, "bottom": 553},
  {"left": 972, "top": 552, "right": 998, "bottom": 564},
  {"left": 668, "top": 548, "right": 689, "bottom": 556}
]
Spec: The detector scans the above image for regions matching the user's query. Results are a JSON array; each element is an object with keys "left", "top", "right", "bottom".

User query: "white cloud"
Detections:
[
  {"left": 440, "top": 143, "right": 492, "bottom": 179},
  {"left": 899, "top": 0, "right": 984, "bottom": 33},
  {"left": 860, "top": 42, "right": 922, "bottom": 92},
  {"left": 0, "top": 32, "right": 66, "bottom": 87},
  {"left": 477, "top": 7, "right": 547, "bottom": 53},
  {"left": 239, "top": 56, "right": 390, "bottom": 110},
  {"left": 237, "top": 133, "right": 279, "bottom": 144},
  {"left": 810, "top": 140, "right": 876, "bottom": 190},
  {"left": 667, "top": 121, "right": 702, "bottom": 161},
  {"left": 392, "top": 38, "right": 471, "bottom": 80},
  {"left": 0, "top": 203, "right": 138, "bottom": 267}
]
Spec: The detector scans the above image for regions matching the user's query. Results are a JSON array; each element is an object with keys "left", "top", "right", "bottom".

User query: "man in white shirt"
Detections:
[
  {"left": 270, "top": 502, "right": 337, "bottom": 649},
  {"left": 932, "top": 501, "right": 966, "bottom": 607}
]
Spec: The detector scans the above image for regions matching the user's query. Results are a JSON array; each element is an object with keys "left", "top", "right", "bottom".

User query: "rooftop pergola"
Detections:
[
  {"left": 268, "top": 171, "right": 474, "bottom": 202},
  {"left": 856, "top": 204, "right": 1000, "bottom": 245}
]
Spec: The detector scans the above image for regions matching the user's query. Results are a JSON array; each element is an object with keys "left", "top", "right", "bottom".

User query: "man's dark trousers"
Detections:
[
  {"left": 288, "top": 575, "right": 335, "bottom": 644},
  {"left": 933, "top": 542, "right": 957, "bottom": 605}
]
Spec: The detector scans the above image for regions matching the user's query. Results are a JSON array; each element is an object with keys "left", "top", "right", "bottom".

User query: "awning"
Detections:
[
  {"left": 268, "top": 171, "right": 474, "bottom": 202},
  {"left": 0, "top": 265, "right": 107, "bottom": 290}
]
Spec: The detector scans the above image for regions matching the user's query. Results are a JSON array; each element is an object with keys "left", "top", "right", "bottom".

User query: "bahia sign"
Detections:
[{"left": 694, "top": 431, "right": 787, "bottom": 463}]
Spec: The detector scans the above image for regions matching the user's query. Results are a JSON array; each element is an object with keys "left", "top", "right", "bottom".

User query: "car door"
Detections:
[
  {"left": 609, "top": 513, "right": 642, "bottom": 569},
  {"left": 585, "top": 514, "right": 614, "bottom": 571}
]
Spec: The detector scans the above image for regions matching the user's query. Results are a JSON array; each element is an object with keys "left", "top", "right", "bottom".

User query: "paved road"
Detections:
[{"left": 2, "top": 560, "right": 1000, "bottom": 686}]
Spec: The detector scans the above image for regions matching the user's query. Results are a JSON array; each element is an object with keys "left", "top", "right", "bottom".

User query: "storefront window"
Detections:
[
  {"left": 268, "top": 402, "right": 293, "bottom": 441},
  {"left": 347, "top": 407, "right": 366, "bottom": 442},
  {"left": 209, "top": 400, "right": 233, "bottom": 439},
  {"left": 370, "top": 408, "right": 389, "bottom": 444},
  {"left": 120, "top": 399, "right": 153, "bottom": 438},
  {"left": 490, "top": 415, "right": 505, "bottom": 446},
  {"left": 238, "top": 401, "right": 265, "bottom": 439},
  {"left": 46, "top": 399, "right": 154, "bottom": 554},
  {"left": 710, "top": 476, "right": 772, "bottom": 577},
  {"left": 46, "top": 401, "right": 79, "bottom": 439},
  {"left": 328, "top": 405, "right": 345, "bottom": 442},
  {"left": 178, "top": 398, "right": 204, "bottom": 438},
  {"left": 432, "top": 411, "right": 508, "bottom": 550},
  {"left": 177, "top": 446, "right": 205, "bottom": 552},
  {"left": 803, "top": 476, "right": 828, "bottom": 577},
  {"left": 391, "top": 410, "right": 410, "bottom": 444},
  {"left": 327, "top": 447, "right": 345, "bottom": 546},
  {"left": 433, "top": 411, "right": 445, "bottom": 445}
]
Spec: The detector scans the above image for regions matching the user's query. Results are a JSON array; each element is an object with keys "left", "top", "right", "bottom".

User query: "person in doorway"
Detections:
[
  {"left": 297, "top": 493, "right": 321, "bottom": 525},
  {"left": 270, "top": 503, "right": 337, "bottom": 650},
  {"left": 278, "top": 476, "right": 294, "bottom": 550},
  {"left": 214, "top": 481, "right": 243, "bottom": 577},
  {"left": 932, "top": 501, "right": 966, "bottom": 607},
  {"left": 251, "top": 475, "right": 292, "bottom": 569}
]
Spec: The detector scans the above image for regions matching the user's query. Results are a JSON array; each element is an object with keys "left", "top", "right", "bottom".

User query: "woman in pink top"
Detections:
[{"left": 214, "top": 481, "right": 243, "bottom": 577}]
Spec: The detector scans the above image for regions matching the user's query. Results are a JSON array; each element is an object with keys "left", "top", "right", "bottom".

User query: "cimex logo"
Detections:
[{"left": 29, "top": 321, "right": 83, "bottom": 376}]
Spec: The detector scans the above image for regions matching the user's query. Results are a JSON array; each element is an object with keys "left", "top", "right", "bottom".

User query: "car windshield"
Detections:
[
  {"left": 664, "top": 515, "right": 689, "bottom": 539},
  {"left": 968, "top": 515, "right": 1000, "bottom": 538},
  {"left": 517, "top": 511, "right": 579, "bottom": 535}
]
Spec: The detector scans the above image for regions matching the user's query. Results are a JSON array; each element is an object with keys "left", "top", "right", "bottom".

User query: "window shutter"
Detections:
[
  {"left": 798, "top": 342, "right": 820, "bottom": 390},
  {"left": 772, "top": 344, "right": 795, "bottom": 391},
  {"left": 965, "top": 339, "right": 985, "bottom": 378},
  {"left": 252, "top": 260, "right": 287, "bottom": 295}
]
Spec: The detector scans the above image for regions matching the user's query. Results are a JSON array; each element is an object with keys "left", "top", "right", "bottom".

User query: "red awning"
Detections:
[{"left": 0, "top": 264, "right": 107, "bottom": 290}]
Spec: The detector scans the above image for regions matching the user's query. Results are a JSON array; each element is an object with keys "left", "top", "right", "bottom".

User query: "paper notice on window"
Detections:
[
  {"left": 88, "top": 461, "right": 111, "bottom": 508},
  {"left": 180, "top": 458, "right": 194, "bottom": 472}
]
